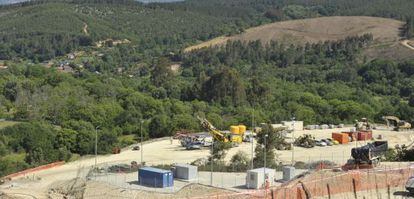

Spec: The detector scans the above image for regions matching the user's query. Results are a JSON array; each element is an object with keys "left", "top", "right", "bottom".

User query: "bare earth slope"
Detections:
[{"left": 185, "top": 16, "right": 403, "bottom": 52}]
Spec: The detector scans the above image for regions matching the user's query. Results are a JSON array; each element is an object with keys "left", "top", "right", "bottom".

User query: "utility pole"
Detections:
[
  {"left": 211, "top": 140, "right": 214, "bottom": 186},
  {"left": 264, "top": 134, "right": 268, "bottom": 188},
  {"left": 140, "top": 120, "right": 144, "bottom": 166},
  {"left": 291, "top": 117, "right": 295, "bottom": 166},
  {"left": 251, "top": 110, "right": 255, "bottom": 169},
  {"left": 95, "top": 126, "right": 100, "bottom": 179}
]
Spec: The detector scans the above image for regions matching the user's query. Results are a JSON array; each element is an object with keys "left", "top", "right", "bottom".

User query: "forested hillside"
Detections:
[{"left": 1, "top": 0, "right": 414, "bottom": 177}]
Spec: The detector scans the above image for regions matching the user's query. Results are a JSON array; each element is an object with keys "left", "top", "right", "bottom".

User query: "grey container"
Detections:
[
  {"left": 173, "top": 164, "right": 197, "bottom": 181},
  {"left": 283, "top": 166, "right": 295, "bottom": 181}
]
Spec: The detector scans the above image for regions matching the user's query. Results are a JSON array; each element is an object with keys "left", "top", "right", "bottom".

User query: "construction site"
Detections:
[{"left": 1, "top": 115, "right": 414, "bottom": 199}]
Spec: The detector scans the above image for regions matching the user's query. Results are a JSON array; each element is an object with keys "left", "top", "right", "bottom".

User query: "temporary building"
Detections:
[
  {"left": 138, "top": 167, "right": 173, "bottom": 188},
  {"left": 246, "top": 168, "right": 275, "bottom": 189},
  {"left": 173, "top": 164, "right": 197, "bottom": 181}
]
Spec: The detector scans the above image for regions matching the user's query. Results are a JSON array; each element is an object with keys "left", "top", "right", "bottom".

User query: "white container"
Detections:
[
  {"left": 174, "top": 164, "right": 198, "bottom": 181},
  {"left": 246, "top": 168, "right": 275, "bottom": 189}
]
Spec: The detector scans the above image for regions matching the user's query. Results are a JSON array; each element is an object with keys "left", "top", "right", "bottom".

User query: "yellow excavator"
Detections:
[
  {"left": 382, "top": 116, "right": 411, "bottom": 131},
  {"left": 197, "top": 116, "right": 243, "bottom": 144}
]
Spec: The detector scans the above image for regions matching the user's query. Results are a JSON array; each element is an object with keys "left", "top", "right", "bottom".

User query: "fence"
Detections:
[
  {"left": 2, "top": 161, "right": 65, "bottom": 180},
  {"left": 195, "top": 164, "right": 414, "bottom": 199}
]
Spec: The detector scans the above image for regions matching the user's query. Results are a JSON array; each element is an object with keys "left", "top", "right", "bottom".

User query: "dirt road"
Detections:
[
  {"left": 83, "top": 22, "right": 89, "bottom": 35},
  {"left": 401, "top": 39, "right": 414, "bottom": 50}
]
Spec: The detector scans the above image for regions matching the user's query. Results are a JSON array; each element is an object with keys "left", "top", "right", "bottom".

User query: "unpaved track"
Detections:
[
  {"left": 83, "top": 22, "right": 89, "bottom": 35},
  {"left": 401, "top": 40, "right": 414, "bottom": 50},
  {"left": 1, "top": 128, "right": 412, "bottom": 198}
]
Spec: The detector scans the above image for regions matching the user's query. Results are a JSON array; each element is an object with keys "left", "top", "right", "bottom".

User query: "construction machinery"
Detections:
[
  {"left": 343, "top": 141, "right": 388, "bottom": 170},
  {"left": 355, "top": 118, "right": 373, "bottom": 131},
  {"left": 382, "top": 116, "right": 411, "bottom": 131},
  {"left": 294, "top": 134, "right": 316, "bottom": 148},
  {"left": 179, "top": 133, "right": 212, "bottom": 150},
  {"left": 197, "top": 116, "right": 242, "bottom": 145}
]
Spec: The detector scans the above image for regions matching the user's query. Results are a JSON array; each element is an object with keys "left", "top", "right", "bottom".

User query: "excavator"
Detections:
[
  {"left": 197, "top": 116, "right": 242, "bottom": 145},
  {"left": 382, "top": 116, "right": 411, "bottom": 131}
]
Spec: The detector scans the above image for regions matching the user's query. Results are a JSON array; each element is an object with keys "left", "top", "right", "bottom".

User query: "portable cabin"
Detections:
[{"left": 138, "top": 167, "right": 173, "bottom": 188}]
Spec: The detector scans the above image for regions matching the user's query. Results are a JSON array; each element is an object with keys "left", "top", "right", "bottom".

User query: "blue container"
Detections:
[{"left": 138, "top": 167, "right": 173, "bottom": 188}]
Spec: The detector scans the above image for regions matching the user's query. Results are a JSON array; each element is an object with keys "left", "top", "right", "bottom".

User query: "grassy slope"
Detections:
[
  {"left": 184, "top": 16, "right": 414, "bottom": 60},
  {"left": 185, "top": 16, "right": 403, "bottom": 50}
]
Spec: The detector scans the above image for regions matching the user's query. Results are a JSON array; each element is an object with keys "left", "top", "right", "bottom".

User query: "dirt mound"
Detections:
[
  {"left": 185, "top": 16, "right": 403, "bottom": 52},
  {"left": 48, "top": 178, "right": 86, "bottom": 199}
]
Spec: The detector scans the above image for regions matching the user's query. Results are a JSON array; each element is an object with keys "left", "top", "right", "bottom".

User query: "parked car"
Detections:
[
  {"left": 132, "top": 146, "right": 140, "bottom": 151},
  {"left": 186, "top": 144, "right": 201, "bottom": 150},
  {"left": 320, "top": 139, "right": 332, "bottom": 146},
  {"left": 316, "top": 140, "right": 327, "bottom": 147},
  {"left": 323, "top": 139, "right": 333, "bottom": 146}
]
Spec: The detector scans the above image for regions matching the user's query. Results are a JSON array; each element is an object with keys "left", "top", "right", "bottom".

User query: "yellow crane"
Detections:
[{"left": 197, "top": 116, "right": 243, "bottom": 144}]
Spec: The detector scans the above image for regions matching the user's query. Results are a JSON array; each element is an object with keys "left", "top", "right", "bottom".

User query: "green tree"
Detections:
[
  {"left": 151, "top": 58, "right": 173, "bottom": 87},
  {"left": 149, "top": 114, "right": 172, "bottom": 138},
  {"left": 202, "top": 68, "right": 246, "bottom": 106}
]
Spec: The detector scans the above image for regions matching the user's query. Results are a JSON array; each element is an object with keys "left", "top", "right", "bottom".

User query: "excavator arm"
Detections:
[
  {"left": 382, "top": 116, "right": 400, "bottom": 127},
  {"left": 197, "top": 116, "right": 229, "bottom": 143}
]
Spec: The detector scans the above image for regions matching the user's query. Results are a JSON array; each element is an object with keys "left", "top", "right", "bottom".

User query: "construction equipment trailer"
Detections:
[{"left": 343, "top": 141, "right": 388, "bottom": 170}]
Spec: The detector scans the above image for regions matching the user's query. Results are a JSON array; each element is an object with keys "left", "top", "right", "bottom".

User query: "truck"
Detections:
[{"left": 343, "top": 141, "right": 388, "bottom": 170}]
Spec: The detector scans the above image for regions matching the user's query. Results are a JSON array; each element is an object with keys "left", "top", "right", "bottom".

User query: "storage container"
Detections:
[
  {"left": 138, "top": 167, "right": 173, "bottom": 188},
  {"left": 283, "top": 166, "right": 295, "bottom": 181},
  {"left": 230, "top": 126, "right": 239, "bottom": 134},
  {"left": 342, "top": 132, "right": 357, "bottom": 142},
  {"left": 357, "top": 131, "right": 372, "bottom": 141},
  {"left": 246, "top": 168, "right": 275, "bottom": 189},
  {"left": 238, "top": 125, "right": 247, "bottom": 133},
  {"left": 332, "top": 133, "right": 349, "bottom": 144},
  {"left": 173, "top": 164, "right": 197, "bottom": 181}
]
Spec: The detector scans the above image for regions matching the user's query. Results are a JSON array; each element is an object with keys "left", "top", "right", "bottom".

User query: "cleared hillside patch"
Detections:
[{"left": 185, "top": 16, "right": 404, "bottom": 52}]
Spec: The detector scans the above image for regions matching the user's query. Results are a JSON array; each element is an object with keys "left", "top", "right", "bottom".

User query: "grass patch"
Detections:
[
  {"left": 1, "top": 153, "right": 26, "bottom": 162},
  {"left": 0, "top": 121, "right": 20, "bottom": 129}
]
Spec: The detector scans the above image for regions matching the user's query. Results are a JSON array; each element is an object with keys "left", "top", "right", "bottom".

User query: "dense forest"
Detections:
[
  {"left": 1, "top": 0, "right": 414, "bottom": 62},
  {"left": 1, "top": 0, "right": 414, "bottom": 177}
]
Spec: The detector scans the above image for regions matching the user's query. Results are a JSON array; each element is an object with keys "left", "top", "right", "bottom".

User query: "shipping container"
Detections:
[
  {"left": 246, "top": 168, "right": 275, "bottom": 189},
  {"left": 342, "top": 132, "right": 357, "bottom": 142},
  {"left": 138, "top": 167, "right": 173, "bottom": 188},
  {"left": 357, "top": 131, "right": 372, "bottom": 141},
  {"left": 173, "top": 164, "right": 197, "bottom": 181},
  {"left": 332, "top": 133, "right": 349, "bottom": 144}
]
